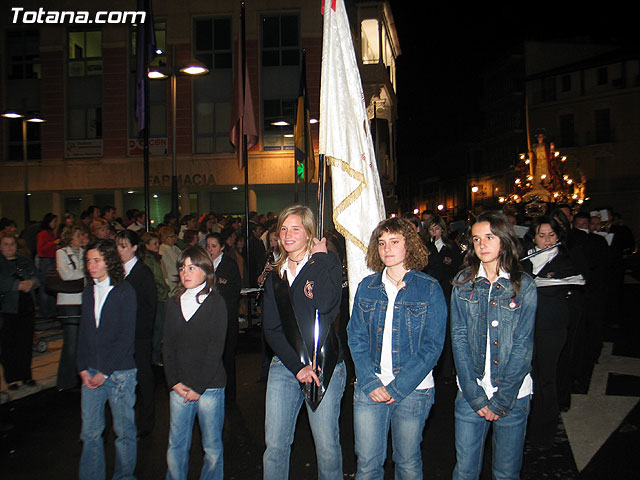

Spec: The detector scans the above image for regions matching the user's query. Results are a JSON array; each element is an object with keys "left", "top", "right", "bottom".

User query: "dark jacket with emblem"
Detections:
[{"left": 262, "top": 251, "right": 343, "bottom": 381}]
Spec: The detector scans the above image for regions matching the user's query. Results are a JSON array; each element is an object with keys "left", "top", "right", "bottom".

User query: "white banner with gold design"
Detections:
[{"left": 319, "top": 0, "right": 385, "bottom": 311}]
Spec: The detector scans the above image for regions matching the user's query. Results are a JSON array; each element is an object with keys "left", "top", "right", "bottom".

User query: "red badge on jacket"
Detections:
[{"left": 304, "top": 280, "right": 314, "bottom": 299}]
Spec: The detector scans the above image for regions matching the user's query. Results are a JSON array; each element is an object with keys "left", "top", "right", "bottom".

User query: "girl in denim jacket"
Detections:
[
  {"left": 348, "top": 217, "right": 447, "bottom": 479},
  {"left": 451, "top": 211, "right": 537, "bottom": 480}
]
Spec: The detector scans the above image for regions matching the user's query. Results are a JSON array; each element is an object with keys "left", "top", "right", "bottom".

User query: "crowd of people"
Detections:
[{"left": 0, "top": 201, "right": 635, "bottom": 479}]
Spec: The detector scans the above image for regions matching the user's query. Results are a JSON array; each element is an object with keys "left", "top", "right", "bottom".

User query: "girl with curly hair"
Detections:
[
  {"left": 347, "top": 216, "right": 447, "bottom": 478},
  {"left": 77, "top": 239, "right": 138, "bottom": 479}
]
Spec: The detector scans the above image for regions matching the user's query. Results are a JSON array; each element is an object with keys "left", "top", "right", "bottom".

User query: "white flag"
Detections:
[{"left": 319, "top": 0, "right": 386, "bottom": 311}]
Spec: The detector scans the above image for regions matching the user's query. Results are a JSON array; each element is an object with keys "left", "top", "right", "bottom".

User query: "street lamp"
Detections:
[
  {"left": 1, "top": 111, "right": 46, "bottom": 226},
  {"left": 148, "top": 46, "right": 209, "bottom": 216}
]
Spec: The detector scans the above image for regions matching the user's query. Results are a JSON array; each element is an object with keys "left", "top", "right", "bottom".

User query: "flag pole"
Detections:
[
  {"left": 241, "top": 2, "right": 250, "bottom": 253},
  {"left": 316, "top": 154, "right": 326, "bottom": 238}
]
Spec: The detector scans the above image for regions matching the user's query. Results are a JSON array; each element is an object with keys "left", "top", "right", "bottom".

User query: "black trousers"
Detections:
[
  {"left": 134, "top": 339, "right": 155, "bottom": 436},
  {"left": 0, "top": 296, "right": 35, "bottom": 384},
  {"left": 529, "top": 327, "right": 567, "bottom": 448}
]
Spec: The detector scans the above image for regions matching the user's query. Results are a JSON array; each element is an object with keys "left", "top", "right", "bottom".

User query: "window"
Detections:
[
  {"left": 193, "top": 17, "right": 233, "bottom": 153},
  {"left": 194, "top": 18, "right": 232, "bottom": 70},
  {"left": 262, "top": 15, "right": 299, "bottom": 67},
  {"left": 129, "top": 22, "right": 168, "bottom": 139},
  {"left": 561, "top": 74, "right": 571, "bottom": 92},
  {"left": 361, "top": 19, "right": 379, "bottom": 64},
  {"left": 597, "top": 67, "right": 608, "bottom": 86},
  {"left": 262, "top": 99, "right": 296, "bottom": 151},
  {"left": 594, "top": 109, "right": 611, "bottom": 143},
  {"left": 67, "top": 30, "right": 102, "bottom": 142},
  {"left": 559, "top": 114, "right": 575, "bottom": 147},
  {"left": 5, "top": 120, "right": 42, "bottom": 162},
  {"left": 541, "top": 77, "right": 556, "bottom": 102},
  {"left": 6, "top": 30, "right": 40, "bottom": 79}
]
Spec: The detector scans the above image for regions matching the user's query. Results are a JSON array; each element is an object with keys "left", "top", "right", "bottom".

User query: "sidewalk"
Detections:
[{"left": 0, "top": 320, "right": 61, "bottom": 404}]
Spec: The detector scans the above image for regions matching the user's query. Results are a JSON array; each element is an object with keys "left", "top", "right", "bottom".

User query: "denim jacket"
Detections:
[
  {"left": 450, "top": 271, "right": 537, "bottom": 417},
  {"left": 347, "top": 269, "right": 447, "bottom": 401}
]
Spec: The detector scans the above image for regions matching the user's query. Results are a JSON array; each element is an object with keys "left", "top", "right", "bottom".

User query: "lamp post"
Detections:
[
  {"left": 148, "top": 45, "right": 209, "bottom": 216},
  {"left": 1, "top": 111, "right": 45, "bottom": 227}
]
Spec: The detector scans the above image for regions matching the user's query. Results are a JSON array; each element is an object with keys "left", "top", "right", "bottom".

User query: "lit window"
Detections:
[{"left": 361, "top": 19, "right": 379, "bottom": 64}]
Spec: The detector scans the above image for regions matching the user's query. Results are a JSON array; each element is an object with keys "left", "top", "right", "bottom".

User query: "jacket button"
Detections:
[
  {"left": 493, "top": 379, "right": 499, "bottom": 385},
  {"left": 491, "top": 300, "right": 497, "bottom": 306},
  {"left": 493, "top": 340, "right": 499, "bottom": 346},
  {"left": 376, "top": 347, "right": 380, "bottom": 351},
  {"left": 491, "top": 320, "right": 499, "bottom": 327},
  {"left": 381, "top": 306, "right": 386, "bottom": 310},
  {"left": 495, "top": 284, "right": 500, "bottom": 289},
  {"left": 377, "top": 327, "right": 382, "bottom": 332},
  {"left": 493, "top": 359, "right": 499, "bottom": 365}
]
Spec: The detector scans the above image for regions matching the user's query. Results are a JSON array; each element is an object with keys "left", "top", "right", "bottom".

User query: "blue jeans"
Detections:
[
  {"left": 166, "top": 388, "right": 225, "bottom": 480},
  {"left": 80, "top": 368, "right": 137, "bottom": 480},
  {"left": 452, "top": 390, "right": 530, "bottom": 480},
  {"left": 353, "top": 385, "right": 434, "bottom": 480},
  {"left": 263, "top": 358, "right": 346, "bottom": 480}
]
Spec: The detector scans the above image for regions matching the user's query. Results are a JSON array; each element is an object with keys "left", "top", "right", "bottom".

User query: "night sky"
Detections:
[{"left": 385, "top": 1, "right": 639, "bottom": 180}]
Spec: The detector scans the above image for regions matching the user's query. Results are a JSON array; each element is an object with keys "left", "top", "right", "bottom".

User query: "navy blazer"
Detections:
[
  {"left": 126, "top": 259, "right": 158, "bottom": 340},
  {"left": 215, "top": 252, "right": 241, "bottom": 325},
  {"left": 77, "top": 279, "right": 137, "bottom": 376}
]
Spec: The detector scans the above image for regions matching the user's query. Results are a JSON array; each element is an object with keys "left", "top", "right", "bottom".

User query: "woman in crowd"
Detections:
[
  {"left": 262, "top": 205, "right": 345, "bottom": 480},
  {"left": 163, "top": 245, "right": 227, "bottom": 480},
  {"left": 77, "top": 239, "right": 137, "bottom": 479},
  {"left": 158, "top": 226, "right": 181, "bottom": 295},
  {"left": 90, "top": 218, "right": 112, "bottom": 240},
  {"left": 424, "top": 215, "right": 463, "bottom": 381},
  {"left": 116, "top": 230, "right": 158, "bottom": 441},
  {"left": 36, "top": 212, "right": 59, "bottom": 319},
  {"left": 522, "top": 216, "right": 584, "bottom": 449},
  {"left": 347, "top": 217, "right": 447, "bottom": 478},
  {"left": 0, "top": 232, "right": 38, "bottom": 390},
  {"left": 205, "top": 232, "right": 241, "bottom": 402},
  {"left": 55, "top": 225, "right": 86, "bottom": 390},
  {"left": 450, "top": 211, "right": 537, "bottom": 480},
  {"left": 141, "top": 231, "right": 170, "bottom": 366}
]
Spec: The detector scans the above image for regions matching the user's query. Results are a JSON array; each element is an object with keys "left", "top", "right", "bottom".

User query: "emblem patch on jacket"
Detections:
[
  {"left": 218, "top": 277, "right": 228, "bottom": 285},
  {"left": 304, "top": 280, "right": 314, "bottom": 299}
]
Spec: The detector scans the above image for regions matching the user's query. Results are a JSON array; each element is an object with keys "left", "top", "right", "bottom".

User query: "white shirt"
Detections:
[
  {"left": 280, "top": 253, "right": 309, "bottom": 286},
  {"left": 379, "top": 268, "right": 434, "bottom": 389},
  {"left": 93, "top": 276, "right": 114, "bottom": 327},
  {"left": 180, "top": 282, "right": 209, "bottom": 321},
  {"left": 212, "top": 253, "right": 223, "bottom": 271},
  {"left": 123, "top": 256, "right": 138, "bottom": 277},
  {"left": 434, "top": 237, "right": 445, "bottom": 253}
]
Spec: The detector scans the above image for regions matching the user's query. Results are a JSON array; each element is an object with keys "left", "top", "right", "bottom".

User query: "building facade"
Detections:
[{"left": 1, "top": 0, "right": 400, "bottom": 228}]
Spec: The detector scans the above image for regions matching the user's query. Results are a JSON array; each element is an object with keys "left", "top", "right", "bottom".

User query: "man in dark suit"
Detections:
[
  {"left": 206, "top": 233, "right": 242, "bottom": 402},
  {"left": 115, "top": 230, "right": 157, "bottom": 477}
]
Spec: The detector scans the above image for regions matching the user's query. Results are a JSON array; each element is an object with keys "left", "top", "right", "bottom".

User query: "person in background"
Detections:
[
  {"left": 159, "top": 226, "right": 182, "bottom": 295},
  {"left": 0, "top": 232, "right": 39, "bottom": 391},
  {"left": 115, "top": 230, "right": 158, "bottom": 451},
  {"left": 450, "top": 211, "right": 537, "bottom": 480},
  {"left": 77, "top": 239, "right": 137, "bottom": 480},
  {"left": 163, "top": 246, "right": 227, "bottom": 480},
  {"left": 347, "top": 217, "right": 446, "bottom": 478},
  {"left": 205, "top": 232, "right": 241, "bottom": 402},
  {"left": 425, "top": 215, "right": 462, "bottom": 381},
  {"left": 523, "top": 216, "right": 583, "bottom": 449},
  {"left": 36, "top": 212, "right": 60, "bottom": 319},
  {"left": 55, "top": 225, "right": 86, "bottom": 391},
  {"left": 127, "top": 210, "right": 146, "bottom": 233},
  {"left": 141, "top": 232, "right": 170, "bottom": 366},
  {"left": 90, "top": 218, "right": 111, "bottom": 240},
  {"left": 182, "top": 229, "right": 199, "bottom": 249}
]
